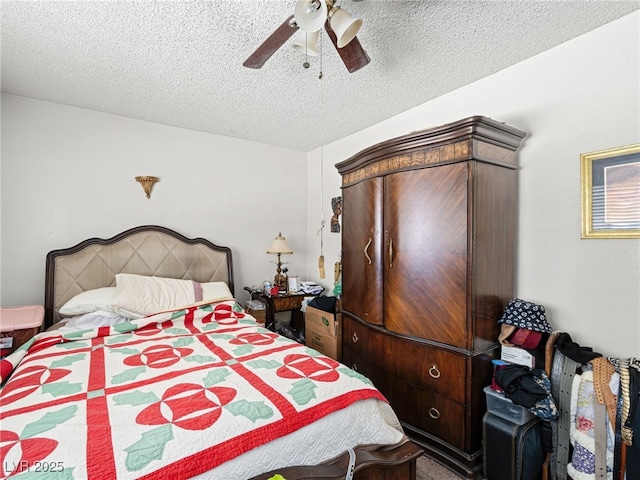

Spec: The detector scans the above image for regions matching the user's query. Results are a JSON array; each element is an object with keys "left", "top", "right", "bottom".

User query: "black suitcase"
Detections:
[{"left": 483, "top": 412, "right": 544, "bottom": 480}]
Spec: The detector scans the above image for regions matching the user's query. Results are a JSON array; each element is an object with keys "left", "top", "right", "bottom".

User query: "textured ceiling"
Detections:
[{"left": 2, "top": 1, "right": 638, "bottom": 152}]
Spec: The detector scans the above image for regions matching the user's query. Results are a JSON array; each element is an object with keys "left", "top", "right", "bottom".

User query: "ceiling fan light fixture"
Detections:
[
  {"left": 329, "top": 7, "right": 363, "bottom": 48},
  {"left": 294, "top": 0, "right": 328, "bottom": 32},
  {"left": 292, "top": 30, "right": 320, "bottom": 56},
  {"left": 243, "top": 1, "right": 370, "bottom": 73}
]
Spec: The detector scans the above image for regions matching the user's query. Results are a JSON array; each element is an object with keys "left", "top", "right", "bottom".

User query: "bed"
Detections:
[{"left": 1, "top": 225, "right": 422, "bottom": 479}]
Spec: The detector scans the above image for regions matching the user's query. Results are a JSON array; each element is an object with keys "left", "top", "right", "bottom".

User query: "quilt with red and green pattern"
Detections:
[{"left": 0, "top": 301, "right": 393, "bottom": 479}]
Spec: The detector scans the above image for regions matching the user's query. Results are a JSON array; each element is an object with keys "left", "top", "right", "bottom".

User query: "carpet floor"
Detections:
[{"left": 416, "top": 455, "right": 465, "bottom": 480}]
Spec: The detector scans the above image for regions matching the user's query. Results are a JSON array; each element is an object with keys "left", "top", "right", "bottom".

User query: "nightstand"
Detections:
[
  {"left": 244, "top": 287, "right": 323, "bottom": 333},
  {"left": 0, "top": 305, "right": 45, "bottom": 356}
]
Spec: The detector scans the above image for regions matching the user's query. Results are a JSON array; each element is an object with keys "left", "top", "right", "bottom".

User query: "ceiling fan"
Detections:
[{"left": 243, "top": 0, "right": 370, "bottom": 73}]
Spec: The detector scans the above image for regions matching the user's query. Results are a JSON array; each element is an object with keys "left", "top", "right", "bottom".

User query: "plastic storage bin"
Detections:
[
  {"left": 0, "top": 305, "right": 45, "bottom": 356},
  {"left": 484, "top": 386, "right": 535, "bottom": 425}
]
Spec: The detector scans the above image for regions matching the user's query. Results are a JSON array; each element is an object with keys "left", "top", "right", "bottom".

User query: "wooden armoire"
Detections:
[{"left": 336, "top": 116, "right": 526, "bottom": 478}]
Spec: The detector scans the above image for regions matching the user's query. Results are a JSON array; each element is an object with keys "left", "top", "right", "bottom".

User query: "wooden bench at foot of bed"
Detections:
[{"left": 250, "top": 440, "right": 423, "bottom": 480}]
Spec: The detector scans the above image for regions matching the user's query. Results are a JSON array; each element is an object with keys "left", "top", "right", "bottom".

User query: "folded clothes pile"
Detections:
[
  {"left": 300, "top": 282, "right": 323, "bottom": 295},
  {"left": 494, "top": 364, "right": 558, "bottom": 421}
]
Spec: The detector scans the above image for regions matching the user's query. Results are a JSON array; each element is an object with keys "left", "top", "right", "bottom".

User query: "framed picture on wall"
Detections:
[{"left": 581, "top": 143, "right": 640, "bottom": 238}]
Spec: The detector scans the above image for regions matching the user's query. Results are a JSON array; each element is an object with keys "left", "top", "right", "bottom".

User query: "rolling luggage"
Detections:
[{"left": 483, "top": 412, "right": 544, "bottom": 480}]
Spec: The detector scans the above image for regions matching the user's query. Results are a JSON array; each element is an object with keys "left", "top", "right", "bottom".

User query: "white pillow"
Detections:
[
  {"left": 201, "top": 282, "right": 234, "bottom": 303},
  {"left": 111, "top": 274, "right": 233, "bottom": 316},
  {"left": 59, "top": 287, "right": 116, "bottom": 316}
]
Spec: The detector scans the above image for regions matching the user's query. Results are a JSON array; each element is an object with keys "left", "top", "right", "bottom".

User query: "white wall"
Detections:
[
  {"left": 306, "top": 12, "right": 640, "bottom": 358},
  {"left": 1, "top": 95, "right": 308, "bottom": 306}
]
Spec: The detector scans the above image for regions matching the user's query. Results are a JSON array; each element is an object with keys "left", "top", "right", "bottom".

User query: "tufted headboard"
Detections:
[{"left": 44, "top": 225, "right": 234, "bottom": 329}]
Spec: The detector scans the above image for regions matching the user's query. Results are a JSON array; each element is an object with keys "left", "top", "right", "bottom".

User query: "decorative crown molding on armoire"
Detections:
[{"left": 336, "top": 116, "right": 526, "bottom": 479}]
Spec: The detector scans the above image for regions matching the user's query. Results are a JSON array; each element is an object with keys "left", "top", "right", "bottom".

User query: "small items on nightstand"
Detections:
[
  {"left": 288, "top": 275, "right": 300, "bottom": 293},
  {"left": 0, "top": 305, "right": 45, "bottom": 357}
]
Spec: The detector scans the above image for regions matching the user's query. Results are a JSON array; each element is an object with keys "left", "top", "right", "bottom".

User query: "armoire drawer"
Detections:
[
  {"left": 383, "top": 334, "right": 466, "bottom": 404},
  {"left": 341, "top": 345, "right": 368, "bottom": 377},
  {"left": 342, "top": 314, "right": 370, "bottom": 352},
  {"left": 342, "top": 314, "right": 466, "bottom": 404},
  {"left": 380, "top": 373, "right": 466, "bottom": 452}
]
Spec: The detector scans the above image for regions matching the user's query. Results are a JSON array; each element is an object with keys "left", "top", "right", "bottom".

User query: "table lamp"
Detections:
[{"left": 267, "top": 232, "right": 293, "bottom": 291}]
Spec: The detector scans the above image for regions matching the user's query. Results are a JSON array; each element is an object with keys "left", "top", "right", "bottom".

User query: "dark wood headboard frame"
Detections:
[{"left": 44, "top": 225, "right": 234, "bottom": 329}]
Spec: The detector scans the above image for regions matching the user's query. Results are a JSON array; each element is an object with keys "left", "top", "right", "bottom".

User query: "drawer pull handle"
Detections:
[
  {"left": 428, "top": 408, "right": 441, "bottom": 420},
  {"left": 429, "top": 365, "right": 441, "bottom": 379},
  {"left": 389, "top": 237, "right": 394, "bottom": 268},
  {"left": 352, "top": 363, "right": 358, "bottom": 371},
  {"left": 352, "top": 333, "right": 359, "bottom": 343},
  {"left": 364, "top": 238, "right": 372, "bottom": 265}
]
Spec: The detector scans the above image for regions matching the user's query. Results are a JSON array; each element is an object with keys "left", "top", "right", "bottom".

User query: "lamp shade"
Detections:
[
  {"left": 329, "top": 7, "right": 362, "bottom": 48},
  {"left": 292, "top": 30, "right": 320, "bottom": 56},
  {"left": 294, "top": 0, "right": 327, "bottom": 32},
  {"left": 267, "top": 233, "right": 293, "bottom": 255}
]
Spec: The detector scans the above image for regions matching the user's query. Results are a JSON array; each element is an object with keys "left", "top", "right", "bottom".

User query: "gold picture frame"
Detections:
[{"left": 581, "top": 143, "right": 640, "bottom": 238}]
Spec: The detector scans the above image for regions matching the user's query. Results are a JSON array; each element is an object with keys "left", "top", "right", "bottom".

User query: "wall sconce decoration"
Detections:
[
  {"left": 135, "top": 176, "right": 159, "bottom": 199},
  {"left": 267, "top": 232, "right": 293, "bottom": 291}
]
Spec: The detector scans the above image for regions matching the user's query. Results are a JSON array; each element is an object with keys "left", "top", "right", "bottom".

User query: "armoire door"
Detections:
[
  {"left": 341, "top": 177, "right": 384, "bottom": 325},
  {"left": 384, "top": 162, "right": 469, "bottom": 348}
]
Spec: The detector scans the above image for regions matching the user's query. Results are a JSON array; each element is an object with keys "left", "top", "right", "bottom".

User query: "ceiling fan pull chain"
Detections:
[
  {"left": 303, "top": 32, "right": 310, "bottom": 69},
  {"left": 319, "top": 31, "right": 324, "bottom": 79}
]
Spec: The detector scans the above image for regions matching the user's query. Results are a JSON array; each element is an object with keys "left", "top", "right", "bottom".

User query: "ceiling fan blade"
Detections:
[
  {"left": 243, "top": 15, "right": 299, "bottom": 69},
  {"left": 324, "top": 22, "right": 370, "bottom": 73}
]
